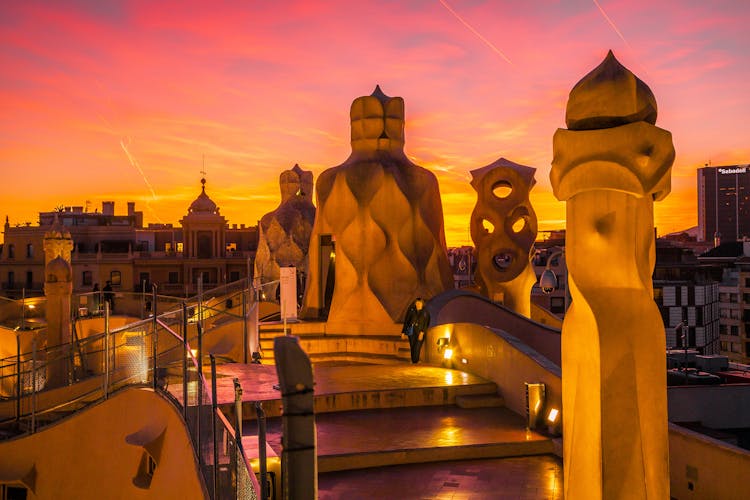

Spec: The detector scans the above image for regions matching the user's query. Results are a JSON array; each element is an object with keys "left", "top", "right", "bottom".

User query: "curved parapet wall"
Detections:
[
  {"left": 424, "top": 322, "right": 561, "bottom": 418},
  {"left": 301, "top": 86, "right": 453, "bottom": 333},
  {"left": 427, "top": 289, "right": 561, "bottom": 366},
  {"left": 0, "top": 388, "right": 208, "bottom": 499}
]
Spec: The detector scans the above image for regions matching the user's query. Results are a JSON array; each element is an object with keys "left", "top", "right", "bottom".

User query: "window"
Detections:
[
  {"left": 26, "top": 244, "right": 33, "bottom": 258},
  {"left": 720, "top": 341, "right": 728, "bottom": 351},
  {"left": 176, "top": 242, "right": 184, "bottom": 253},
  {"left": 7, "top": 272, "right": 14, "bottom": 289},
  {"left": 110, "top": 270, "right": 121, "bottom": 286},
  {"left": 731, "top": 325, "right": 740, "bottom": 336},
  {"left": 139, "top": 272, "right": 150, "bottom": 290},
  {"left": 720, "top": 324, "right": 728, "bottom": 335},
  {"left": 7, "top": 244, "right": 14, "bottom": 259},
  {"left": 82, "top": 271, "right": 92, "bottom": 286},
  {"left": 168, "top": 272, "right": 179, "bottom": 284},
  {"left": 197, "top": 231, "right": 212, "bottom": 258},
  {"left": 25, "top": 271, "right": 32, "bottom": 288},
  {"left": 165, "top": 242, "right": 172, "bottom": 252},
  {"left": 745, "top": 278, "right": 750, "bottom": 288},
  {"left": 226, "top": 242, "right": 237, "bottom": 252},
  {"left": 1, "top": 484, "right": 28, "bottom": 500},
  {"left": 230, "top": 271, "right": 240, "bottom": 282}
]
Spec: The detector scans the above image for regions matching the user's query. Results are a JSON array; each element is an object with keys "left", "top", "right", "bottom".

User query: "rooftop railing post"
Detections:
[
  {"left": 197, "top": 322, "right": 203, "bottom": 468},
  {"left": 182, "top": 302, "right": 188, "bottom": 420},
  {"left": 255, "top": 401, "right": 268, "bottom": 500},
  {"left": 152, "top": 284, "right": 158, "bottom": 391},
  {"left": 210, "top": 354, "right": 218, "bottom": 500},
  {"left": 242, "top": 289, "right": 248, "bottom": 364},
  {"left": 104, "top": 301, "right": 110, "bottom": 400},
  {"left": 31, "top": 335, "right": 36, "bottom": 434},
  {"left": 15, "top": 334, "right": 21, "bottom": 429},
  {"left": 233, "top": 377, "right": 243, "bottom": 494}
]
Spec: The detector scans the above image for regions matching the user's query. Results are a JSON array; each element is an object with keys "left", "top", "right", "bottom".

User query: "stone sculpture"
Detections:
[
  {"left": 301, "top": 86, "right": 453, "bottom": 334},
  {"left": 254, "top": 164, "right": 316, "bottom": 300},
  {"left": 470, "top": 158, "right": 538, "bottom": 317},
  {"left": 551, "top": 51, "right": 672, "bottom": 498},
  {"left": 44, "top": 218, "right": 74, "bottom": 387},
  {"left": 43, "top": 213, "right": 74, "bottom": 265}
]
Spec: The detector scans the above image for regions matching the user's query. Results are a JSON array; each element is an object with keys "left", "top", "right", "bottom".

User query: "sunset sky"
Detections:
[{"left": 1, "top": 0, "right": 748, "bottom": 246}]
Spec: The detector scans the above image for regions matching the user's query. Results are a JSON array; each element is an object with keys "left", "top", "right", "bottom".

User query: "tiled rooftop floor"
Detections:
[{"left": 318, "top": 455, "right": 564, "bottom": 499}]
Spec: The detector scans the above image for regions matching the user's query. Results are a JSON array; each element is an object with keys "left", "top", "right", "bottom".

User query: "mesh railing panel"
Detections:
[{"left": 0, "top": 282, "right": 264, "bottom": 499}]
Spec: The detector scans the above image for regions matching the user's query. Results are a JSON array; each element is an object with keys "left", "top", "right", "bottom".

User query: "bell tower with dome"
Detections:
[{"left": 180, "top": 178, "right": 228, "bottom": 287}]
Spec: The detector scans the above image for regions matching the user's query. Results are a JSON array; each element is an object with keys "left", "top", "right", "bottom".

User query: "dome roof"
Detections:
[{"left": 188, "top": 178, "right": 219, "bottom": 214}]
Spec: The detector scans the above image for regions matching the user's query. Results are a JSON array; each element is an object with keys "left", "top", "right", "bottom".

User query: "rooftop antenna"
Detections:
[{"left": 200, "top": 154, "right": 207, "bottom": 180}]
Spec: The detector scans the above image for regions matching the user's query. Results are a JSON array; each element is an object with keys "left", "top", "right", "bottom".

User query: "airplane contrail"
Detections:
[
  {"left": 592, "top": 0, "right": 633, "bottom": 51},
  {"left": 438, "top": 0, "right": 512, "bottom": 65},
  {"left": 120, "top": 137, "right": 163, "bottom": 222}
]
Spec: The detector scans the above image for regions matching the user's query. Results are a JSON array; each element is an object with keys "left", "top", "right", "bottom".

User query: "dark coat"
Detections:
[{"left": 402, "top": 303, "right": 430, "bottom": 336}]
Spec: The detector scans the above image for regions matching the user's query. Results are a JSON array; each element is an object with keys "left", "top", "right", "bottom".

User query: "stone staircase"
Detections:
[
  {"left": 227, "top": 363, "right": 555, "bottom": 492},
  {"left": 257, "top": 322, "right": 411, "bottom": 365}
]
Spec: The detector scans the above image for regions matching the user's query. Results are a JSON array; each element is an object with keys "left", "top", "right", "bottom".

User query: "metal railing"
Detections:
[{"left": 0, "top": 279, "right": 279, "bottom": 499}]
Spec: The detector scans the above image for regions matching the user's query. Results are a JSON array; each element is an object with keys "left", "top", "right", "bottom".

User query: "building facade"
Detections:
[
  {"left": 697, "top": 164, "right": 750, "bottom": 243},
  {"left": 0, "top": 180, "right": 258, "bottom": 298},
  {"left": 699, "top": 241, "right": 750, "bottom": 364}
]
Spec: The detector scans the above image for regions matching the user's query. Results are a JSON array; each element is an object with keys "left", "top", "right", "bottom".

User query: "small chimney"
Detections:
[
  {"left": 127, "top": 202, "right": 135, "bottom": 216},
  {"left": 102, "top": 201, "right": 115, "bottom": 216}
]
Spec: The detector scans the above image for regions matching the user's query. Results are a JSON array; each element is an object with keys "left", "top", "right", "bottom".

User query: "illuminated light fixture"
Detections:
[
  {"left": 525, "top": 382, "right": 546, "bottom": 430},
  {"left": 27, "top": 304, "right": 35, "bottom": 310},
  {"left": 547, "top": 408, "right": 559, "bottom": 424},
  {"left": 188, "top": 348, "right": 198, "bottom": 360},
  {"left": 443, "top": 348, "right": 453, "bottom": 360},
  {"left": 461, "top": 358, "right": 468, "bottom": 364}
]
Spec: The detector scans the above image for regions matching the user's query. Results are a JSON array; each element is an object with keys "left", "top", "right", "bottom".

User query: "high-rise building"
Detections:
[{"left": 697, "top": 164, "right": 750, "bottom": 242}]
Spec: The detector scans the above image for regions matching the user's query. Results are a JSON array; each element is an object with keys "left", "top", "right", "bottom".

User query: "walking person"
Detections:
[
  {"left": 103, "top": 281, "right": 115, "bottom": 313},
  {"left": 401, "top": 298, "right": 430, "bottom": 364}
]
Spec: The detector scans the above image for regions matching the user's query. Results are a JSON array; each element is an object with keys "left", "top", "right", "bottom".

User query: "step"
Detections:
[
  {"left": 242, "top": 405, "right": 554, "bottom": 474},
  {"left": 212, "top": 364, "right": 500, "bottom": 421},
  {"left": 257, "top": 334, "right": 412, "bottom": 367},
  {"left": 456, "top": 393, "right": 505, "bottom": 409}
]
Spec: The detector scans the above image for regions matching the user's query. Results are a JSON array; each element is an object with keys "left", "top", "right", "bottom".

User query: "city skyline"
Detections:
[{"left": 2, "top": 0, "right": 749, "bottom": 246}]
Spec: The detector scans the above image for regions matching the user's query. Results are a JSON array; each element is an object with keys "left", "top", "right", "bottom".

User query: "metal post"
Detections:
[
  {"left": 242, "top": 289, "right": 248, "bottom": 364},
  {"left": 152, "top": 284, "right": 158, "bottom": 391},
  {"left": 198, "top": 275, "right": 204, "bottom": 332},
  {"left": 142, "top": 279, "right": 146, "bottom": 320},
  {"left": 233, "top": 378, "right": 244, "bottom": 496},
  {"left": 31, "top": 335, "right": 36, "bottom": 433},
  {"left": 256, "top": 401, "right": 268, "bottom": 500},
  {"left": 104, "top": 301, "right": 110, "bottom": 399},
  {"left": 15, "top": 334, "right": 21, "bottom": 428},
  {"left": 197, "top": 322, "right": 203, "bottom": 467},
  {"left": 182, "top": 302, "right": 188, "bottom": 420},
  {"left": 233, "top": 378, "right": 243, "bottom": 441},
  {"left": 21, "top": 288, "right": 25, "bottom": 332},
  {"left": 210, "top": 354, "right": 219, "bottom": 500}
]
